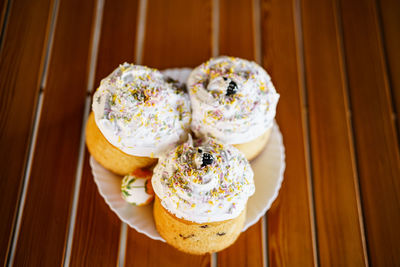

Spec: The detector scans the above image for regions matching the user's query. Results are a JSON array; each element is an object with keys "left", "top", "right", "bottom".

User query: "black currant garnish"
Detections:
[
  {"left": 226, "top": 80, "right": 238, "bottom": 96},
  {"left": 201, "top": 152, "right": 214, "bottom": 167},
  {"left": 198, "top": 148, "right": 203, "bottom": 153}
]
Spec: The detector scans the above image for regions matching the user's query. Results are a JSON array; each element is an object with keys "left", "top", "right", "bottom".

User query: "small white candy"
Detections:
[{"left": 121, "top": 170, "right": 154, "bottom": 206}]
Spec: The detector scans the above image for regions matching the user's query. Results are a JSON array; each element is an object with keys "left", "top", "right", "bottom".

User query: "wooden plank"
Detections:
[
  {"left": 261, "top": 0, "right": 317, "bottom": 265},
  {"left": 125, "top": 230, "right": 210, "bottom": 267},
  {"left": 218, "top": 222, "right": 264, "bottom": 266},
  {"left": 11, "top": 0, "right": 96, "bottom": 265},
  {"left": 219, "top": 0, "right": 255, "bottom": 60},
  {"left": 92, "top": 0, "right": 138, "bottom": 89},
  {"left": 338, "top": 0, "right": 400, "bottom": 265},
  {"left": 0, "top": 0, "right": 8, "bottom": 36},
  {"left": 124, "top": 0, "right": 212, "bottom": 265},
  {"left": 378, "top": 0, "right": 400, "bottom": 132},
  {"left": 301, "top": 0, "right": 368, "bottom": 265},
  {"left": 69, "top": 0, "right": 139, "bottom": 265},
  {"left": 141, "top": 0, "right": 212, "bottom": 69},
  {"left": 0, "top": 0, "right": 53, "bottom": 265},
  {"left": 217, "top": 1, "right": 263, "bottom": 266},
  {"left": 69, "top": 153, "right": 122, "bottom": 266}
]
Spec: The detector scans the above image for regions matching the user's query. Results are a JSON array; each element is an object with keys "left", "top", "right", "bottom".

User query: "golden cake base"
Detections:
[
  {"left": 85, "top": 112, "right": 157, "bottom": 175},
  {"left": 153, "top": 197, "right": 246, "bottom": 255},
  {"left": 233, "top": 127, "right": 272, "bottom": 161}
]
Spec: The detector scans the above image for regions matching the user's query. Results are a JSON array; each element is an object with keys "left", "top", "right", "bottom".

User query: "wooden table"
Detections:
[{"left": 1, "top": 0, "right": 399, "bottom": 266}]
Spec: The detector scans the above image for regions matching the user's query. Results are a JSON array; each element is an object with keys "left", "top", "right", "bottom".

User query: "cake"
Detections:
[
  {"left": 86, "top": 63, "right": 191, "bottom": 175},
  {"left": 152, "top": 136, "right": 255, "bottom": 254},
  {"left": 187, "top": 56, "right": 279, "bottom": 160}
]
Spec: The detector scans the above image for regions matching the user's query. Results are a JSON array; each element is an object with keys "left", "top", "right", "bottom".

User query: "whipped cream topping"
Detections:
[
  {"left": 152, "top": 136, "right": 255, "bottom": 223},
  {"left": 187, "top": 56, "right": 279, "bottom": 144},
  {"left": 92, "top": 63, "right": 191, "bottom": 157}
]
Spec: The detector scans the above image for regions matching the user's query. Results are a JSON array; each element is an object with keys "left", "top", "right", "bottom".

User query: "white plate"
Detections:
[{"left": 90, "top": 68, "right": 286, "bottom": 242}]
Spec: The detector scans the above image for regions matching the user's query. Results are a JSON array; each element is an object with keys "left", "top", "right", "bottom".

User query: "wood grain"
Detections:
[
  {"left": 11, "top": 0, "right": 96, "bottom": 265},
  {"left": 69, "top": 0, "right": 139, "bottom": 265},
  {"left": 69, "top": 152, "right": 122, "bottom": 266},
  {"left": 92, "top": 0, "right": 138, "bottom": 90},
  {"left": 301, "top": 0, "right": 367, "bottom": 265},
  {"left": 338, "top": 0, "right": 400, "bottom": 265},
  {"left": 218, "top": 222, "right": 264, "bottom": 267},
  {"left": 219, "top": 0, "right": 255, "bottom": 60},
  {"left": 124, "top": 0, "right": 212, "bottom": 265},
  {"left": 0, "top": 0, "right": 53, "bottom": 265},
  {"left": 0, "top": 0, "right": 8, "bottom": 38},
  {"left": 261, "top": 0, "right": 316, "bottom": 265},
  {"left": 217, "top": 1, "right": 264, "bottom": 266},
  {"left": 378, "top": 0, "right": 400, "bottom": 133},
  {"left": 141, "top": 0, "right": 212, "bottom": 69},
  {"left": 125, "top": 229, "right": 210, "bottom": 267}
]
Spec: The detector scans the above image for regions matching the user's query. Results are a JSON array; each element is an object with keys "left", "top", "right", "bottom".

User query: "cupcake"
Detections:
[
  {"left": 187, "top": 56, "right": 279, "bottom": 160},
  {"left": 86, "top": 63, "right": 191, "bottom": 175},
  {"left": 152, "top": 136, "right": 255, "bottom": 254}
]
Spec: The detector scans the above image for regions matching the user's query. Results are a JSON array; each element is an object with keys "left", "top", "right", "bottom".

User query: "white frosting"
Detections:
[
  {"left": 152, "top": 136, "right": 255, "bottom": 223},
  {"left": 187, "top": 56, "right": 279, "bottom": 144},
  {"left": 92, "top": 63, "right": 191, "bottom": 157},
  {"left": 121, "top": 174, "right": 154, "bottom": 206}
]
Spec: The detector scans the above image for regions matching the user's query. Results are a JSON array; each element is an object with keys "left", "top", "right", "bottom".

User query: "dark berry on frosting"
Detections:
[
  {"left": 226, "top": 80, "right": 238, "bottom": 96},
  {"left": 201, "top": 153, "right": 214, "bottom": 167},
  {"left": 198, "top": 148, "right": 203, "bottom": 153}
]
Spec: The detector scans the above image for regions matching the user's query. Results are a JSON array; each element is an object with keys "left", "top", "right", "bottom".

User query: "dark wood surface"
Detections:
[
  {"left": 1, "top": 0, "right": 399, "bottom": 266},
  {"left": 301, "top": 0, "right": 367, "bottom": 265},
  {"left": 379, "top": 0, "right": 400, "bottom": 134},
  {"left": 261, "top": 0, "right": 317, "bottom": 265},
  {"left": 339, "top": 0, "right": 400, "bottom": 265},
  {"left": 0, "top": 0, "right": 54, "bottom": 265},
  {"left": 11, "top": 0, "right": 96, "bottom": 265}
]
